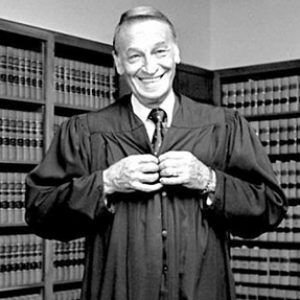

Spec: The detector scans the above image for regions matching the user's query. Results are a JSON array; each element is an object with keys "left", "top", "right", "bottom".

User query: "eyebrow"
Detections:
[{"left": 125, "top": 41, "right": 170, "bottom": 53}]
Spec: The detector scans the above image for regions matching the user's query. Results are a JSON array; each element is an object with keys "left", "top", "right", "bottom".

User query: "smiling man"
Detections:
[{"left": 25, "top": 6, "right": 287, "bottom": 300}]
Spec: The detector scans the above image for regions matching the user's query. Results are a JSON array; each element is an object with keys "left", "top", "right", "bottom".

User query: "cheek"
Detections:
[
  {"left": 123, "top": 62, "right": 142, "bottom": 76},
  {"left": 159, "top": 57, "right": 176, "bottom": 70}
]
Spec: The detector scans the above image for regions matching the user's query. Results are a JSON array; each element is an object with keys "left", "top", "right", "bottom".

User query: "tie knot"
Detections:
[{"left": 148, "top": 108, "right": 167, "bottom": 125}]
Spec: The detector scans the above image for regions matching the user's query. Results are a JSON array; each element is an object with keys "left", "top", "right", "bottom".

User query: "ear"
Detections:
[
  {"left": 174, "top": 44, "right": 181, "bottom": 64},
  {"left": 112, "top": 51, "right": 125, "bottom": 75}
]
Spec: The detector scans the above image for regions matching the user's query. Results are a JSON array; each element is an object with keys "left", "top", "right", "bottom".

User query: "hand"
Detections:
[
  {"left": 158, "top": 151, "right": 211, "bottom": 190},
  {"left": 103, "top": 154, "right": 163, "bottom": 194}
]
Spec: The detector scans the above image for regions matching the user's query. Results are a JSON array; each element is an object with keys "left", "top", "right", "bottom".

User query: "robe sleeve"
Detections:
[
  {"left": 25, "top": 115, "right": 112, "bottom": 241},
  {"left": 206, "top": 111, "right": 287, "bottom": 239}
]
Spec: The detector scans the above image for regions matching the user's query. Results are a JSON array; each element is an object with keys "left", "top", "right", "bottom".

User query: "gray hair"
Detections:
[{"left": 113, "top": 6, "right": 177, "bottom": 53}]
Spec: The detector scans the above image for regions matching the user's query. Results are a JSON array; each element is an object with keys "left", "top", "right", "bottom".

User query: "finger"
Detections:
[
  {"left": 133, "top": 181, "right": 163, "bottom": 192},
  {"left": 139, "top": 172, "right": 160, "bottom": 183},
  {"left": 159, "top": 167, "right": 180, "bottom": 177},
  {"left": 159, "top": 159, "right": 180, "bottom": 171},
  {"left": 140, "top": 162, "right": 160, "bottom": 173},
  {"left": 160, "top": 176, "right": 183, "bottom": 185}
]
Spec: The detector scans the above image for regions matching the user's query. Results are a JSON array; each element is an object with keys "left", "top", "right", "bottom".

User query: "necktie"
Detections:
[{"left": 148, "top": 108, "right": 167, "bottom": 155}]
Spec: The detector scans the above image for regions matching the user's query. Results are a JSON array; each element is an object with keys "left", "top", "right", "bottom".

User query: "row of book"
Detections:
[
  {"left": 0, "top": 234, "right": 43, "bottom": 288},
  {"left": 250, "top": 118, "right": 300, "bottom": 155},
  {"left": 0, "top": 45, "right": 43, "bottom": 101},
  {"left": 54, "top": 57, "right": 116, "bottom": 110},
  {"left": 0, "top": 172, "right": 26, "bottom": 226},
  {"left": 231, "top": 246, "right": 300, "bottom": 287},
  {"left": 221, "top": 76, "right": 300, "bottom": 116},
  {"left": 53, "top": 238, "right": 85, "bottom": 282},
  {"left": 272, "top": 160, "right": 299, "bottom": 199},
  {"left": 235, "top": 284, "right": 300, "bottom": 300},
  {"left": 54, "top": 289, "right": 81, "bottom": 300},
  {"left": 0, "top": 109, "right": 43, "bottom": 163},
  {"left": 0, "top": 294, "right": 41, "bottom": 300}
]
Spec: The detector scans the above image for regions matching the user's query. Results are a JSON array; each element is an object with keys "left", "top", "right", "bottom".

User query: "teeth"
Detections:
[{"left": 140, "top": 75, "right": 163, "bottom": 83}]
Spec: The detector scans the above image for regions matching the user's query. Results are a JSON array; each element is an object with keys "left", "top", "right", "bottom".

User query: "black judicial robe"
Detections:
[{"left": 25, "top": 94, "right": 287, "bottom": 300}]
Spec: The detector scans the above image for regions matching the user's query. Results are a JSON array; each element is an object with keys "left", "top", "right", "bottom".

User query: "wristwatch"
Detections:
[{"left": 201, "top": 167, "right": 216, "bottom": 194}]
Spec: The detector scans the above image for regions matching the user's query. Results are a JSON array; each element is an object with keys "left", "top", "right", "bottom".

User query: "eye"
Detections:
[
  {"left": 154, "top": 48, "right": 169, "bottom": 57},
  {"left": 127, "top": 53, "right": 141, "bottom": 63}
]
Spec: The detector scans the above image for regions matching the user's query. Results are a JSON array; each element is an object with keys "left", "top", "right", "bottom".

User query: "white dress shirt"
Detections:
[{"left": 131, "top": 93, "right": 175, "bottom": 141}]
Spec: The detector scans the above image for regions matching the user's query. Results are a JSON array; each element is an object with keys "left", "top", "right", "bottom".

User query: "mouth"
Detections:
[{"left": 139, "top": 73, "right": 165, "bottom": 84}]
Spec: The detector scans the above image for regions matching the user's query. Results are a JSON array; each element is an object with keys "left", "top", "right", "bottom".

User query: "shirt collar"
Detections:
[{"left": 131, "top": 92, "right": 175, "bottom": 127}]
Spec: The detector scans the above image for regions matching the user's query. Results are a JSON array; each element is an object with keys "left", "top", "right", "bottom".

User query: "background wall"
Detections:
[
  {"left": 0, "top": 0, "right": 211, "bottom": 68},
  {"left": 1, "top": 0, "right": 300, "bottom": 70},
  {"left": 210, "top": 0, "right": 300, "bottom": 69}
]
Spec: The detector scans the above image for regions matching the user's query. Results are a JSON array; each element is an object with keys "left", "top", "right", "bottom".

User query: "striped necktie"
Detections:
[{"left": 148, "top": 108, "right": 167, "bottom": 155}]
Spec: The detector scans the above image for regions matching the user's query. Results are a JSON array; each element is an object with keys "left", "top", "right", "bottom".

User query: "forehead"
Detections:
[{"left": 116, "top": 19, "right": 175, "bottom": 51}]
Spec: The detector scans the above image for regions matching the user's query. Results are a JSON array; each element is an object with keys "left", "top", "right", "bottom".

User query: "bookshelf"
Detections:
[
  {"left": 0, "top": 18, "right": 117, "bottom": 300},
  {"left": 0, "top": 18, "right": 213, "bottom": 300},
  {"left": 214, "top": 60, "right": 300, "bottom": 300}
]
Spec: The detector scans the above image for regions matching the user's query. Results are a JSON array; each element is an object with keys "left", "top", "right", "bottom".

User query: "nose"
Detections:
[{"left": 142, "top": 55, "right": 158, "bottom": 74}]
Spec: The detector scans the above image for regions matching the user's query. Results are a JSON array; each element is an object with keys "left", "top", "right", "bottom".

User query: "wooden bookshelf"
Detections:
[{"left": 214, "top": 60, "right": 300, "bottom": 300}]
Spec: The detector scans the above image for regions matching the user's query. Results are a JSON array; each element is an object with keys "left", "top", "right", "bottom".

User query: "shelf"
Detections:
[
  {"left": 235, "top": 281, "right": 300, "bottom": 292},
  {"left": 0, "top": 224, "right": 31, "bottom": 235},
  {"left": 0, "top": 283, "right": 43, "bottom": 294},
  {"left": 230, "top": 238, "right": 300, "bottom": 249},
  {"left": 245, "top": 111, "right": 300, "bottom": 121},
  {"left": 268, "top": 153, "right": 300, "bottom": 162},
  {"left": 54, "top": 103, "right": 96, "bottom": 117}
]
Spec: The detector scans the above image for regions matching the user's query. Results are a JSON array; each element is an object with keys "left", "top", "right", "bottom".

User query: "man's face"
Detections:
[{"left": 113, "top": 19, "right": 180, "bottom": 108}]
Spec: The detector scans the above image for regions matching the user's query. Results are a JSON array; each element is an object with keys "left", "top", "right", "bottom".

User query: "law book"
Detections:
[
  {"left": 279, "top": 249, "right": 290, "bottom": 286},
  {"left": 288, "top": 75, "right": 299, "bottom": 111},
  {"left": 24, "top": 49, "right": 31, "bottom": 99},
  {"left": 0, "top": 45, "right": 7, "bottom": 97},
  {"left": 279, "top": 119, "right": 288, "bottom": 154},
  {"left": 250, "top": 80, "right": 258, "bottom": 115},
  {"left": 235, "top": 82, "right": 244, "bottom": 115},
  {"left": 35, "top": 52, "right": 43, "bottom": 100},
  {"left": 243, "top": 81, "right": 251, "bottom": 116},
  {"left": 292, "top": 206, "right": 300, "bottom": 243},
  {"left": 265, "top": 79, "right": 274, "bottom": 114},
  {"left": 280, "top": 77, "right": 289, "bottom": 112},
  {"left": 18, "top": 48, "right": 26, "bottom": 99},
  {"left": 288, "top": 249, "right": 298, "bottom": 285},
  {"left": 284, "top": 206, "right": 294, "bottom": 242},
  {"left": 297, "top": 117, "right": 300, "bottom": 154},
  {"left": 272, "top": 77, "right": 281, "bottom": 113},
  {"left": 280, "top": 161, "right": 289, "bottom": 199},
  {"left": 296, "top": 161, "right": 300, "bottom": 199},
  {"left": 257, "top": 80, "right": 266, "bottom": 115},
  {"left": 6, "top": 46, "right": 15, "bottom": 97},
  {"left": 54, "top": 57, "right": 65, "bottom": 104},
  {"left": 288, "top": 160, "right": 297, "bottom": 199},
  {"left": 269, "top": 119, "right": 280, "bottom": 155},
  {"left": 287, "top": 118, "right": 297, "bottom": 154},
  {"left": 269, "top": 249, "right": 280, "bottom": 285},
  {"left": 227, "top": 83, "right": 236, "bottom": 111},
  {"left": 258, "top": 120, "right": 270, "bottom": 154}
]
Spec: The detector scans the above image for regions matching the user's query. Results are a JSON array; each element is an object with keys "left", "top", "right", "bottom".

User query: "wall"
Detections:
[
  {"left": 0, "top": 0, "right": 211, "bottom": 69},
  {"left": 1, "top": 0, "right": 300, "bottom": 70},
  {"left": 210, "top": 0, "right": 300, "bottom": 69}
]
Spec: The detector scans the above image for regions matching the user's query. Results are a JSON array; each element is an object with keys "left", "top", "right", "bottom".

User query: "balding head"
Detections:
[{"left": 113, "top": 6, "right": 177, "bottom": 54}]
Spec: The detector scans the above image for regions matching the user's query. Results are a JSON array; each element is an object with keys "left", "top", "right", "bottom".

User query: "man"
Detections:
[{"left": 25, "top": 6, "right": 287, "bottom": 300}]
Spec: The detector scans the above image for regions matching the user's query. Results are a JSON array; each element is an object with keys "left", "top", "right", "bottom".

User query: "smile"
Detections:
[{"left": 139, "top": 73, "right": 165, "bottom": 83}]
